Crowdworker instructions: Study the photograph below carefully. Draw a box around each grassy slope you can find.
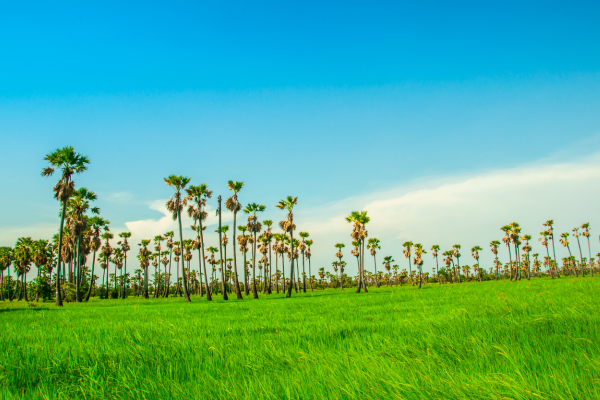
[0,278,599,400]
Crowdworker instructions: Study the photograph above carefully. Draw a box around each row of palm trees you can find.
[1,146,597,305]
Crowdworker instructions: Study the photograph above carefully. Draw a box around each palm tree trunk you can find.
[75,233,82,302]
[177,210,191,302]
[243,250,249,296]
[587,237,593,278]
[308,256,313,291]
[232,211,243,299]
[85,250,96,301]
[373,254,378,288]
[144,266,149,298]
[302,252,306,293]
[576,237,584,277]
[54,197,67,306]
[268,241,273,294]
[123,253,128,298]
[217,197,228,301]
[286,226,295,298]
[551,234,560,277]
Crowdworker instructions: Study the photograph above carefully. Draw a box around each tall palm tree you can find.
[244,202,266,299]
[186,184,212,300]
[305,239,314,291]
[226,181,244,299]
[543,220,559,277]
[100,231,113,298]
[520,235,532,280]
[163,231,175,296]
[298,232,309,292]
[164,175,192,302]
[0,247,13,301]
[335,243,345,289]
[138,240,151,298]
[84,216,108,301]
[402,241,414,286]
[559,232,577,277]
[14,237,33,301]
[414,243,426,289]
[237,225,250,296]
[117,232,131,298]
[572,227,585,276]
[471,246,482,282]
[346,210,369,293]
[152,235,164,298]
[430,245,440,284]
[489,240,500,280]
[276,196,297,298]
[581,223,592,277]
[452,244,462,283]
[42,146,90,306]
[262,220,274,294]
[368,238,381,287]
[216,195,229,300]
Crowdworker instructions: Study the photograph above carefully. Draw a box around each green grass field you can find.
[1,278,599,400]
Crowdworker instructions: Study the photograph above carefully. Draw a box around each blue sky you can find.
[1,1,600,274]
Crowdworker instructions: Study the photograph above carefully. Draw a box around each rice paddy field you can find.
[1,278,599,400]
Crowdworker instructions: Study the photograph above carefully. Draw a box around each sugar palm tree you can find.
[489,240,500,280]
[452,244,462,283]
[471,246,482,282]
[263,220,274,294]
[100,231,113,298]
[216,196,228,300]
[186,184,212,300]
[346,210,370,293]
[543,220,559,277]
[164,175,192,302]
[244,202,266,299]
[402,241,414,286]
[538,230,554,279]
[305,239,314,291]
[298,232,309,292]
[138,240,151,298]
[559,232,577,277]
[84,216,108,301]
[226,180,244,299]
[0,247,13,301]
[581,223,592,277]
[572,227,585,276]
[335,243,345,289]
[237,225,250,295]
[14,237,33,301]
[42,146,90,306]
[117,232,131,298]
[413,243,426,289]
[276,196,297,298]
[368,238,381,287]
[430,245,440,284]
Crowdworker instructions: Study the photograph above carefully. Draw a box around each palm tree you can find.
[543,220,559,277]
[581,223,592,277]
[368,238,381,287]
[402,241,414,286]
[298,232,309,292]
[572,227,585,276]
[186,184,212,300]
[430,245,440,284]
[84,217,108,301]
[42,146,90,306]
[163,231,175,296]
[244,202,266,299]
[152,235,164,298]
[226,181,244,299]
[413,243,426,289]
[164,175,192,302]
[452,244,462,283]
[216,196,229,300]
[138,240,151,298]
[520,235,532,280]
[276,196,297,298]
[100,231,113,298]
[305,239,314,291]
[118,232,131,298]
[559,232,577,277]
[237,225,250,295]
[334,243,345,289]
[489,240,500,280]
[346,210,370,293]
[0,247,13,301]
[471,246,483,282]
[14,237,33,301]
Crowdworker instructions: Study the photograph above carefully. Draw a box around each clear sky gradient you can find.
[1,1,599,275]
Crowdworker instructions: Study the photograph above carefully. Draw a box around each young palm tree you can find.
[581,223,592,277]
[368,238,381,287]
[276,196,297,298]
[42,146,90,306]
[226,181,244,299]
[164,175,192,302]
[244,202,266,299]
